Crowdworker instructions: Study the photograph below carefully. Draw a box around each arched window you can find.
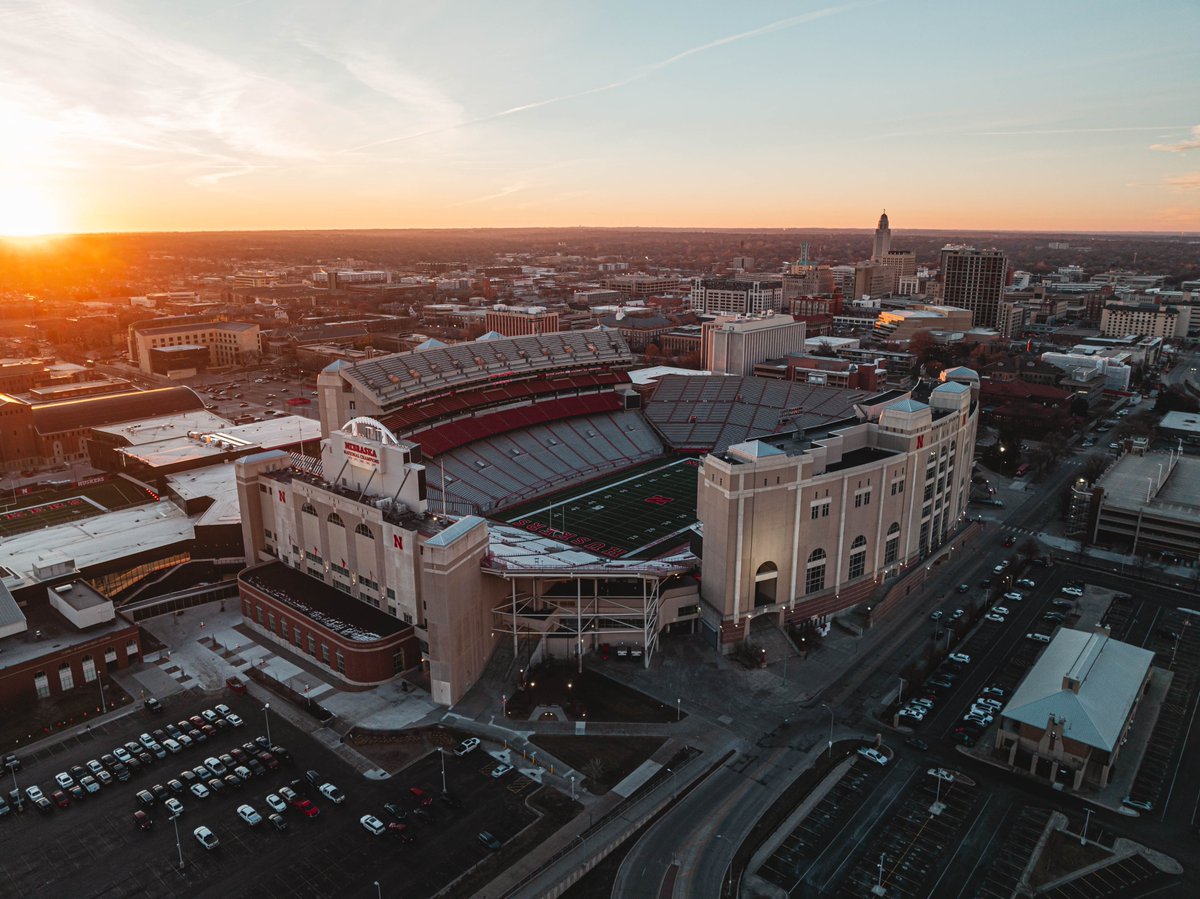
[805,548,826,594]
[301,502,317,516]
[327,512,344,527]
[355,523,374,539]
[848,535,867,580]
[885,522,901,564]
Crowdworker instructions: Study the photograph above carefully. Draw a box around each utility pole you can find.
[171,812,184,869]
[439,748,446,793]
[820,703,834,758]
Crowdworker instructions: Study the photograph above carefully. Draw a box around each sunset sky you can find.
[1,0,1197,235]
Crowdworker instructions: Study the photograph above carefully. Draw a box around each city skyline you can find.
[1,0,1198,236]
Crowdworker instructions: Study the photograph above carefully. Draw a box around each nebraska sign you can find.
[344,439,380,470]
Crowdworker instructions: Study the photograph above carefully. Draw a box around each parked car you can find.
[927,768,956,783]
[225,675,248,695]
[194,825,219,850]
[489,764,514,779]
[291,798,320,818]
[136,789,155,808]
[269,813,288,832]
[409,786,433,806]
[478,831,502,851]
[1061,586,1084,597]
[981,686,1006,698]
[225,713,244,728]
[54,772,75,789]
[984,613,1006,623]
[214,704,232,717]
[992,606,1011,616]
[360,814,386,836]
[1015,578,1036,589]
[455,737,481,757]
[1026,632,1052,643]
[857,747,889,766]
[133,810,153,830]
[1002,592,1024,602]
[929,610,943,621]
[204,757,227,776]
[190,783,210,800]
[928,677,954,690]
[951,609,965,620]
[1122,796,1154,812]
[304,769,323,787]
[237,804,263,826]
[948,652,971,664]
[905,737,929,751]
[956,583,970,594]
[383,802,408,822]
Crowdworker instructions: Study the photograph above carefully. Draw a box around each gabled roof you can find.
[476,331,506,341]
[1001,628,1153,751]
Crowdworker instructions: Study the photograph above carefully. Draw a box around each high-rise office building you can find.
[689,277,784,315]
[939,246,1008,328]
[702,313,807,376]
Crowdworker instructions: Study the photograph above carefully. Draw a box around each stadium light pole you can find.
[820,703,834,758]
[98,670,107,715]
[263,703,272,746]
[171,812,184,869]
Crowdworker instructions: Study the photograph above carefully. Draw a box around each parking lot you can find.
[0,691,545,898]
[756,760,886,894]
[967,805,1054,898]
[1124,609,1199,814]
[828,767,983,898]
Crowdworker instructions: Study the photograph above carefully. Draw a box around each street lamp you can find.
[171,812,184,869]
[676,698,681,721]
[819,703,834,758]
[666,766,676,798]
[569,774,576,801]
[373,881,382,899]
[439,748,447,793]
[262,703,272,746]
[1080,808,1092,846]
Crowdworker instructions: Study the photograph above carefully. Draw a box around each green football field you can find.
[503,457,701,558]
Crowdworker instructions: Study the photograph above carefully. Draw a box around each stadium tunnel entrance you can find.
[754,561,778,607]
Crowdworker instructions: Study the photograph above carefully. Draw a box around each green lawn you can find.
[502,457,700,558]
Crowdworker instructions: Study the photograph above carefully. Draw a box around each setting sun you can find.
[0,182,66,237]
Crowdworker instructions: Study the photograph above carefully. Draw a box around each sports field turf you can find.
[0,478,153,537]
[503,457,701,558]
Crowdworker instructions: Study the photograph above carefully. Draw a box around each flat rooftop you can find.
[94,410,232,445]
[1098,452,1200,520]
[117,415,320,468]
[241,562,407,642]
[1158,411,1200,435]
[0,598,134,673]
[52,581,110,611]
[0,503,194,587]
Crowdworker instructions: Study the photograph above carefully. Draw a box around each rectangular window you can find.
[335,651,345,674]
[307,635,316,656]
[34,672,50,699]
[267,612,275,632]
[321,643,330,664]
[402,611,413,624]
[59,664,75,691]
[293,625,302,647]
[885,538,899,565]
[257,607,265,626]
[386,588,396,600]
[805,564,825,594]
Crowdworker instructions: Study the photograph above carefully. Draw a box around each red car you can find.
[225,675,248,695]
[409,787,433,807]
[290,798,320,818]
[51,790,70,809]
[1002,536,1016,547]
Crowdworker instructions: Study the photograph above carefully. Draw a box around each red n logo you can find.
[278,491,286,504]
[393,535,404,550]
[917,435,925,449]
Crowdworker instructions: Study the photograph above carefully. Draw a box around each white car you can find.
[1061,586,1084,597]
[86,759,105,776]
[191,783,210,799]
[1003,592,1024,602]
[214,704,232,717]
[992,606,1011,616]
[455,737,481,757]
[970,704,996,718]
[204,757,228,776]
[948,652,971,664]
[163,738,182,755]
[319,783,346,804]
[964,712,994,726]
[992,564,1006,574]
[975,698,1002,711]
[54,772,74,789]
[984,613,1006,623]
[981,686,1006,698]
[927,768,956,783]
[857,747,889,766]
[909,698,934,709]
[25,786,44,803]
[1026,632,1052,643]
[265,793,287,814]
[80,776,100,794]
[165,797,184,817]
[360,814,386,836]
[194,826,219,850]
[138,733,156,749]
[225,713,244,728]
[1015,578,1036,589]
[490,763,514,779]
[237,804,263,826]
[201,710,219,724]
[899,706,926,719]
[113,748,133,764]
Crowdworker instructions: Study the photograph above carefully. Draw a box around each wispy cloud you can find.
[1150,125,1200,153]
[1164,173,1200,191]
[979,125,1188,136]
[339,1,871,155]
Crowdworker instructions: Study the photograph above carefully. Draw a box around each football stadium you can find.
[234,330,979,704]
